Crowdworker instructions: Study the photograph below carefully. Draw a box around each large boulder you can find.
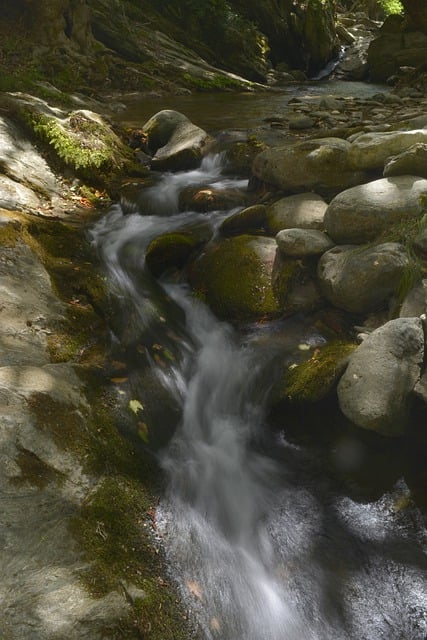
[317,243,411,313]
[187,235,320,323]
[349,130,427,171]
[337,318,425,435]
[141,110,213,171]
[324,176,427,244]
[265,193,328,234]
[252,138,367,197]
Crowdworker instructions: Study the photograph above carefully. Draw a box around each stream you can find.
[92,88,427,640]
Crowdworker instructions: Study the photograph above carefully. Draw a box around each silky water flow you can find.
[91,155,427,640]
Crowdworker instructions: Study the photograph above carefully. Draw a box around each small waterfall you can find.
[92,152,427,640]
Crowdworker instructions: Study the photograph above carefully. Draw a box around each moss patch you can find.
[277,340,357,404]
[11,445,65,489]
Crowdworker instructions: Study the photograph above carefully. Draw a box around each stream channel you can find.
[92,81,427,640]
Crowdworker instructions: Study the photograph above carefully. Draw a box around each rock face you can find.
[142,110,213,171]
[317,243,410,313]
[348,130,427,171]
[367,26,427,82]
[252,138,367,196]
[266,193,328,234]
[337,318,424,435]
[324,176,427,244]
[276,228,334,257]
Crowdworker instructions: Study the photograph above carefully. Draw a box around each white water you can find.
[92,154,427,640]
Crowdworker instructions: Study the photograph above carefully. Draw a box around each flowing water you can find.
[92,149,427,639]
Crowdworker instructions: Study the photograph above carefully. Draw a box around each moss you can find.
[278,340,357,404]
[146,229,209,277]
[224,137,267,177]
[182,72,245,91]
[188,235,281,323]
[0,224,20,247]
[11,445,65,489]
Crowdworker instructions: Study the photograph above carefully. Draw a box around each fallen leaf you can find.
[110,377,128,384]
[210,618,221,632]
[186,580,203,601]
[129,399,144,414]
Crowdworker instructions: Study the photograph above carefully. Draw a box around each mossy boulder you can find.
[187,235,283,323]
[273,340,357,405]
[224,137,268,177]
[145,222,212,277]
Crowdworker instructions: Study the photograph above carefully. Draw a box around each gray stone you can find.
[399,280,427,318]
[276,228,334,257]
[414,370,427,405]
[265,193,327,235]
[142,109,213,171]
[324,176,427,244]
[337,318,424,435]
[288,115,315,130]
[0,175,43,211]
[349,129,427,171]
[317,243,410,313]
[252,137,367,196]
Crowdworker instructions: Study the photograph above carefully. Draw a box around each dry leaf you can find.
[186,580,203,601]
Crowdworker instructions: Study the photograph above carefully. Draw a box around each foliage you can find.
[378,0,403,15]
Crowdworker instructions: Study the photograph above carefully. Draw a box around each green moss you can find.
[182,72,244,91]
[278,340,357,404]
[11,445,65,489]
[189,235,281,323]
[146,230,209,277]
[0,224,20,247]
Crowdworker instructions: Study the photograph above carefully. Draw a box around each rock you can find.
[0,115,58,195]
[276,228,334,257]
[383,143,427,179]
[288,115,315,130]
[142,109,213,171]
[324,176,427,244]
[0,175,43,211]
[317,243,410,313]
[145,223,212,277]
[399,280,427,318]
[337,318,424,435]
[178,185,248,212]
[414,370,427,405]
[224,138,267,177]
[187,235,282,323]
[265,193,328,234]
[349,130,427,171]
[275,340,357,404]
[413,227,427,255]
[252,137,367,197]
[219,204,267,236]
[368,30,427,82]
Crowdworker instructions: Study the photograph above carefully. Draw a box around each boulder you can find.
[383,143,427,179]
[367,30,427,82]
[337,318,424,435]
[145,223,212,277]
[178,185,248,212]
[414,370,427,406]
[141,110,213,171]
[317,243,410,313]
[187,235,320,323]
[324,176,427,245]
[265,193,328,235]
[276,228,334,257]
[252,138,367,197]
[399,280,427,318]
[219,204,267,236]
[349,130,427,171]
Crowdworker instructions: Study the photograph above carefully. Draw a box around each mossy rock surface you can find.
[187,234,282,323]
[274,340,357,405]
[219,204,267,237]
[146,223,212,277]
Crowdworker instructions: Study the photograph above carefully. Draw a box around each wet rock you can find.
[252,137,367,197]
[142,109,213,171]
[349,129,427,171]
[178,185,248,212]
[317,243,410,313]
[265,193,328,235]
[276,228,334,257]
[145,223,212,277]
[224,138,267,177]
[288,114,315,130]
[413,227,427,255]
[0,175,43,211]
[383,143,427,179]
[337,318,424,435]
[324,176,427,244]
[219,204,267,236]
